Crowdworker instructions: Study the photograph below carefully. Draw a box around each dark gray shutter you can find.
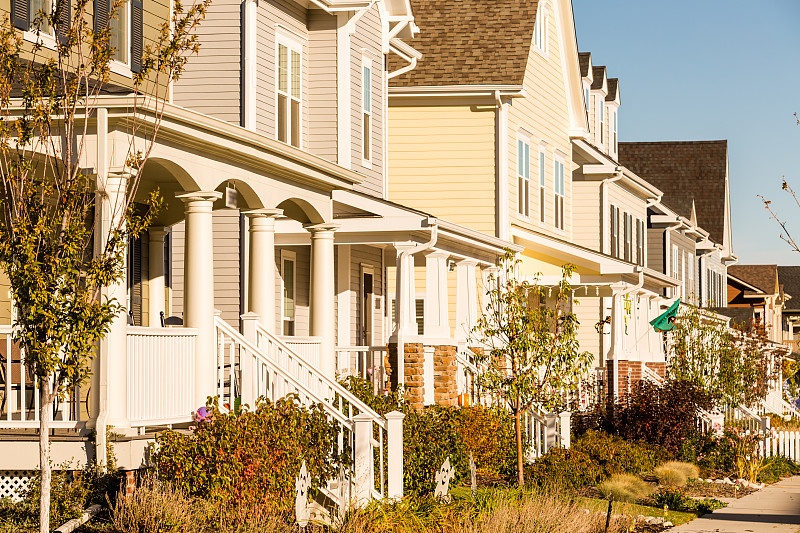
[11,0,30,30]
[94,0,108,37]
[130,236,143,325]
[130,0,143,73]
[57,0,71,44]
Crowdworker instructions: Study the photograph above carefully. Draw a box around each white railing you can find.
[335,346,387,393]
[455,347,481,406]
[0,326,79,428]
[525,406,571,461]
[215,317,398,504]
[280,336,322,368]
[760,390,800,422]
[724,404,770,434]
[760,430,800,461]
[642,364,664,385]
[697,408,725,436]
[127,327,197,426]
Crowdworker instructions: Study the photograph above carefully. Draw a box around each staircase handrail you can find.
[253,321,387,430]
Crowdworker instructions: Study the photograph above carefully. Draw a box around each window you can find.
[599,100,605,145]
[584,86,589,112]
[391,298,425,335]
[687,253,694,298]
[636,219,644,266]
[29,0,52,33]
[281,250,296,335]
[533,8,547,53]
[610,204,619,257]
[362,59,372,163]
[87,0,143,71]
[277,39,301,147]
[612,110,618,152]
[623,212,631,262]
[539,149,546,223]
[108,0,129,64]
[672,245,680,279]
[517,138,530,217]
[554,159,564,230]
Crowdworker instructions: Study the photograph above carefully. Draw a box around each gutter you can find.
[396,221,438,389]
[388,38,422,80]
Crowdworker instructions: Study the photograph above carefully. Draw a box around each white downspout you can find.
[495,91,509,241]
[396,222,438,390]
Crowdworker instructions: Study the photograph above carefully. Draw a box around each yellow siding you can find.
[572,180,601,251]
[508,6,574,245]
[389,105,496,235]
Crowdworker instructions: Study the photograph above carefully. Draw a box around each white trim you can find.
[23,30,57,50]
[109,61,133,78]
[516,132,531,220]
[359,263,375,346]
[496,94,509,241]
[280,249,297,335]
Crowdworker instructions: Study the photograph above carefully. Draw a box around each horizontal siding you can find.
[172,0,241,124]
[572,181,601,251]
[349,245,384,345]
[575,295,602,368]
[646,227,664,275]
[307,10,338,162]
[388,105,496,235]
[276,245,310,336]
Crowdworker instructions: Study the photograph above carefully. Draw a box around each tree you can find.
[667,305,781,409]
[0,0,209,530]
[471,251,592,485]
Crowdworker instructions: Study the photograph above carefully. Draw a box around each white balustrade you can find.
[0,325,79,428]
[759,431,800,461]
[215,317,397,504]
[335,346,387,392]
[280,336,322,368]
[525,405,570,461]
[126,327,197,426]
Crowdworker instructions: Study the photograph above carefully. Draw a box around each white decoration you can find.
[469,452,477,496]
[295,461,311,526]
[434,457,456,501]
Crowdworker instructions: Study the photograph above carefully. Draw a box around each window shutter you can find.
[11,0,30,30]
[57,0,71,44]
[94,0,108,37]
[130,0,143,73]
[129,236,143,325]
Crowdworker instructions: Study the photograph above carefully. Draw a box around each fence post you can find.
[544,412,558,452]
[559,411,572,449]
[239,313,260,406]
[386,410,405,500]
[760,415,771,435]
[353,414,373,507]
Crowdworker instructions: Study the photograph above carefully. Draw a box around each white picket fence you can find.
[760,431,800,461]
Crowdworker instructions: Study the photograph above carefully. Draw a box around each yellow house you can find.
[388,0,679,402]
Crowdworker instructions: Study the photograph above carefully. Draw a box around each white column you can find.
[245,209,282,331]
[609,284,625,399]
[307,223,339,378]
[352,413,373,507]
[424,251,449,338]
[455,260,478,341]
[97,173,130,429]
[394,243,418,337]
[148,227,167,327]
[177,191,222,408]
[386,410,405,500]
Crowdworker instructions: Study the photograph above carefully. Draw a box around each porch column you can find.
[307,223,339,378]
[97,173,130,429]
[608,283,626,399]
[177,191,222,407]
[148,227,167,327]
[455,260,478,341]
[394,243,418,337]
[245,209,282,331]
[424,251,449,338]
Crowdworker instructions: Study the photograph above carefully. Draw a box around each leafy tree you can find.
[667,305,781,408]
[471,251,592,485]
[0,0,209,530]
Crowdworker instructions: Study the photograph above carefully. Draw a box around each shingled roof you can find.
[389,0,538,87]
[779,266,800,309]
[591,66,606,90]
[578,52,591,77]
[729,265,779,295]
[618,141,728,245]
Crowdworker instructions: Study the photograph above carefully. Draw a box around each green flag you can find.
[650,298,681,332]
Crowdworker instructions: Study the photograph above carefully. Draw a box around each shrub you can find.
[451,406,517,479]
[597,474,653,503]
[22,465,91,527]
[655,462,699,486]
[524,448,604,490]
[572,430,669,477]
[110,476,208,533]
[403,406,470,498]
[651,486,689,511]
[759,456,800,484]
[153,395,345,514]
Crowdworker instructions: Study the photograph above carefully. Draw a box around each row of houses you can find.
[0,0,743,500]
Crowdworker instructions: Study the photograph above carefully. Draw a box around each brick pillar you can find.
[628,361,643,384]
[387,342,425,410]
[124,470,136,497]
[433,345,458,406]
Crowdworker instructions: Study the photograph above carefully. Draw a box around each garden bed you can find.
[683,480,757,499]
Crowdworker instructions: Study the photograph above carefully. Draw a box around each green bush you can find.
[572,430,669,477]
[22,466,91,527]
[403,406,470,498]
[153,395,345,514]
[758,456,800,484]
[597,473,653,503]
[650,487,724,514]
[524,448,604,490]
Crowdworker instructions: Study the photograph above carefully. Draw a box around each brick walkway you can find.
[670,476,800,532]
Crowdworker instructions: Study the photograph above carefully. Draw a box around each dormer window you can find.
[612,109,618,152]
[584,86,589,113]
[599,101,605,146]
[533,5,549,55]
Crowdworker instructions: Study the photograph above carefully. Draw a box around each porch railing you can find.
[0,326,79,428]
[525,406,571,461]
[126,327,197,426]
[724,404,770,434]
[215,317,401,505]
[335,346,387,393]
[280,336,322,369]
[759,390,800,422]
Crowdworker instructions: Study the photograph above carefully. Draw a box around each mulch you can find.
[684,481,756,499]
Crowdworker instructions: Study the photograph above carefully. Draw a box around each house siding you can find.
[388,104,496,235]
[572,180,601,251]
[307,10,338,162]
[275,245,311,336]
[172,0,241,124]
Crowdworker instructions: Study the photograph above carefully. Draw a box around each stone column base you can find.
[387,342,459,410]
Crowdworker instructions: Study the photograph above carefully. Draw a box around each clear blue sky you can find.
[573,0,800,266]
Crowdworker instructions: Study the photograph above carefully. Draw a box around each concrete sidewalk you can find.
[670,476,800,532]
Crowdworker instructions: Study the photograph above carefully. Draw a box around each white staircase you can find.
[759,390,800,422]
[213,316,402,509]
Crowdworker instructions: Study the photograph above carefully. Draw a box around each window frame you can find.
[280,249,297,336]
[361,56,373,166]
[517,136,531,218]
[276,33,303,148]
[599,99,605,146]
[553,157,565,230]
[533,3,549,56]
[108,0,131,73]
[538,146,546,224]
[610,204,619,258]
